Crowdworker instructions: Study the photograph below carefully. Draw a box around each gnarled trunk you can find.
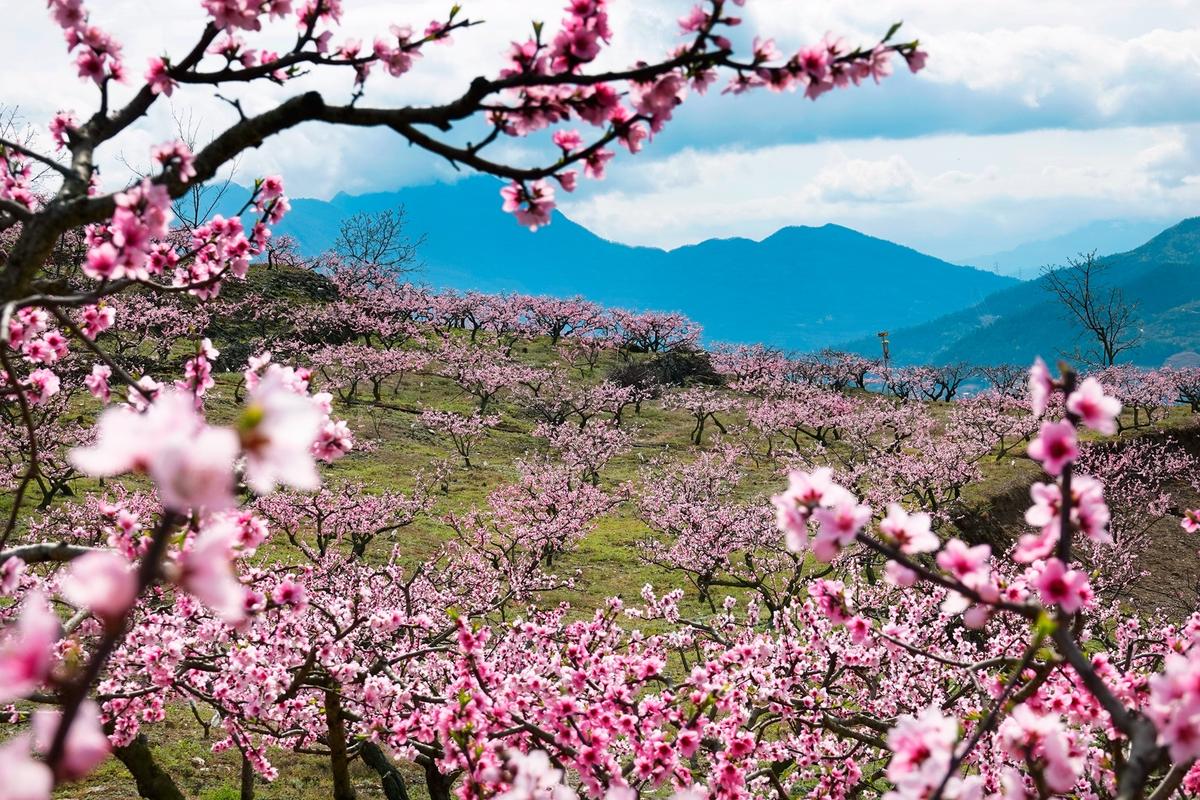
[419,755,452,800]
[112,733,186,800]
[240,752,255,800]
[325,689,357,800]
[360,741,411,800]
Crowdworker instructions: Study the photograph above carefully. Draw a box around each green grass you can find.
[32,328,1200,799]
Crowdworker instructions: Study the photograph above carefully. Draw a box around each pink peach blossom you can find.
[1066,377,1122,435]
[1028,357,1052,417]
[1033,558,1092,614]
[61,551,137,623]
[1027,420,1078,476]
[0,592,59,703]
[32,700,110,780]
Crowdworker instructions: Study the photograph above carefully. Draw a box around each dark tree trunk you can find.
[325,689,358,800]
[360,741,411,800]
[240,752,255,800]
[420,756,453,800]
[112,734,187,800]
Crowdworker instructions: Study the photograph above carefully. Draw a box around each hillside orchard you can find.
[5,2,1200,800]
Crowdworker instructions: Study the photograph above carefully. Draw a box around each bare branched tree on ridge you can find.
[1042,250,1142,367]
[332,206,425,277]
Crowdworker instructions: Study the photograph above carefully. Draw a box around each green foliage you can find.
[199,787,241,800]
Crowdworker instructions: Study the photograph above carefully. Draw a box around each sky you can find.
[6,1,1200,263]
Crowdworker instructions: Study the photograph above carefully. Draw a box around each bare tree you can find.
[931,361,975,402]
[0,108,88,284]
[116,107,241,231]
[0,106,61,225]
[168,109,241,231]
[333,206,424,276]
[1042,250,1142,367]
[978,364,1026,396]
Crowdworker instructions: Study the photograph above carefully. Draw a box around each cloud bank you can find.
[4,1,1200,261]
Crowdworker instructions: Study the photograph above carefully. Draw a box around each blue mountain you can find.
[220,176,1016,352]
[963,218,1175,278]
[843,217,1200,366]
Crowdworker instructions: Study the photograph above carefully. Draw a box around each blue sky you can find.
[6,1,1200,262]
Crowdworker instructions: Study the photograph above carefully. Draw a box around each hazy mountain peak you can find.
[230,179,1017,351]
[964,217,1177,278]
[845,216,1200,366]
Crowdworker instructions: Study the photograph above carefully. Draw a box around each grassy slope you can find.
[52,328,1200,799]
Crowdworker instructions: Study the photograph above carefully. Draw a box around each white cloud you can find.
[924,26,1200,115]
[560,125,1200,259]
[743,3,1200,125]
[4,1,1200,259]
[811,155,916,203]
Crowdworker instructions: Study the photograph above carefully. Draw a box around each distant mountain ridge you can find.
[963,218,1175,278]
[843,217,1200,366]
[220,176,1016,352]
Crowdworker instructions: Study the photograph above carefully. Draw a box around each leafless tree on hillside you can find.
[978,364,1027,396]
[333,205,425,277]
[118,108,241,231]
[929,361,976,401]
[171,110,242,230]
[1042,250,1142,367]
[0,107,59,218]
